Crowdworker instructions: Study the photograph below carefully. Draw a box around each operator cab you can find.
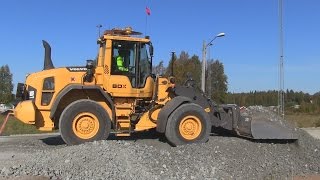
[111,40,152,88]
[97,27,154,97]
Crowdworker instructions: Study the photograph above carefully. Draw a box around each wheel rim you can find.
[179,115,202,140]
[72,112,100,139]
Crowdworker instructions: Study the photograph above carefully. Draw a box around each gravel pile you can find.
[1,106,320,179]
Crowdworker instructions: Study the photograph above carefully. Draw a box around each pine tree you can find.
[0,65,14,103]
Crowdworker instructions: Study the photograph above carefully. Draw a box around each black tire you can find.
[59,99,111,145]
[165,103,211,146]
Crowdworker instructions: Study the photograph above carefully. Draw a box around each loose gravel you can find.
[1,106,320,179]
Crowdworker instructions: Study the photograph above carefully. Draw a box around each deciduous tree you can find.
[207,60,228,103]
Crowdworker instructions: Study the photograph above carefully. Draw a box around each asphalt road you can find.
[302,127,320,140]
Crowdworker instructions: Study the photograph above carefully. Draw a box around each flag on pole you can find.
[146,7,151,15]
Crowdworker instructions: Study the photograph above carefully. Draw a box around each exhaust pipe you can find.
[42,40,54,70]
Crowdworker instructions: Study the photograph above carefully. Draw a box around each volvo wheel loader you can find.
[14,27,296,146]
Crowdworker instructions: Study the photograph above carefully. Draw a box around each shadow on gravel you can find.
[39,128,297,147]
[211,127,298,144]
[108,129,167,142]
[40,129,168,146]
[211,127,236,137]
[41,135,66,146]
[250,139,297,144]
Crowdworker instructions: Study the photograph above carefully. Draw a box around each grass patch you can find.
[0,113,43,135]
[286,113,320,128]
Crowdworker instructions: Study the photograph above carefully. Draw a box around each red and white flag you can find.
[146,7,151,15]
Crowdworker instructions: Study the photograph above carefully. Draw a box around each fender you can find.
[156,96,192,133]
[49,84,115,122]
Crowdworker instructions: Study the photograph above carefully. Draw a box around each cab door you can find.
[107,40,154,98]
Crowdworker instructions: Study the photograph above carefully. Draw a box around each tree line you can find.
[226,90,320,113]
[153,51,320,113]
[153,51,228,103]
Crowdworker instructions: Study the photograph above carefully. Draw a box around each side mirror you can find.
[16,83,25,100]
[84,60,95,82]
[149,44,154,57]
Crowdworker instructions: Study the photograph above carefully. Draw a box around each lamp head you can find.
[216,32,225,37]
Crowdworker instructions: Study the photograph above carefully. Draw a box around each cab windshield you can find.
[111,40,152,88]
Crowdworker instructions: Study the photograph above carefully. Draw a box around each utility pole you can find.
[278,0,285,119]
[201,41,207,92]
[201,32,225,93]
[207,49,212,98]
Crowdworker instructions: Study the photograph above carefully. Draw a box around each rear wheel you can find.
[59,99,111,145]
[165,103,211,146]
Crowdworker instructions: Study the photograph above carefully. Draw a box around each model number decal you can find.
[112,84,126,88]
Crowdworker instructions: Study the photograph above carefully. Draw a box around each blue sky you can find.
[0,0,319,94]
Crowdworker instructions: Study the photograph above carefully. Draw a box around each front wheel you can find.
[165,103,211,146]
[59,99,111,145]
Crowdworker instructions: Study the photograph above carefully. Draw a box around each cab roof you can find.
[102,27,150,43]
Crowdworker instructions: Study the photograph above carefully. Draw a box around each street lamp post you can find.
[96,24,102,37]
[201,32,225,93]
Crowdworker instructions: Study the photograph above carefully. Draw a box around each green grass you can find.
[0,113,43,135]
[286,113,320,128]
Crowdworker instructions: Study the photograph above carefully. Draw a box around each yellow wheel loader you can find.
[14,27,296,146]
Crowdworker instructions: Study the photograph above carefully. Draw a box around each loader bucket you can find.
[236,107,297,140]
[250,117,297,139]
